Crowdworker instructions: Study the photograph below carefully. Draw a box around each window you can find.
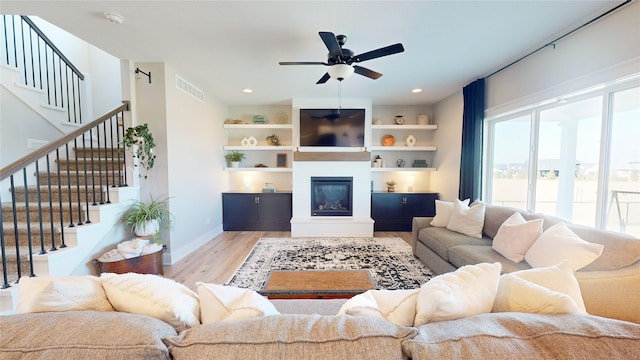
[484,79,640,237]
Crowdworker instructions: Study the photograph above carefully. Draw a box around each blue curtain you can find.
[459,78,485,200]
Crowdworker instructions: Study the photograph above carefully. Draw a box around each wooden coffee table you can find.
[261,270,376,299]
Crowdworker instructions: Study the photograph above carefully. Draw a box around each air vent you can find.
[176,75,204,102]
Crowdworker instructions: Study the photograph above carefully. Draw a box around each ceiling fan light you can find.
[328,64,354,81]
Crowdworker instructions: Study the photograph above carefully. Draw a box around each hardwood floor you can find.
[163,231,412,291]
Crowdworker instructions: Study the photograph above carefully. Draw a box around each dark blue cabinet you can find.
[371,192,438,231]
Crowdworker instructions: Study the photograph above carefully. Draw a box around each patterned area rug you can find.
[226,237,434,291]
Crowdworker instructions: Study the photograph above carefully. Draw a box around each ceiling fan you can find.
[279,32,405,84]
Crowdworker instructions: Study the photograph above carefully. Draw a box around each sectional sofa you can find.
[411,203,640,323]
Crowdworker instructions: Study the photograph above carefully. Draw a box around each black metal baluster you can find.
[45,154,57,251]
[89,128,97,205]
[109,116,117,188]
[64,144,74,227]
[11,16,17,68]
[3,15,10,66]
[44,45,50,104]
[81,134,91,224]
[9,176,22,281]
[55,148,66,248]
[22,169,35,277]
[20,18,27,86]
[72,138,83,225]
[34,161,46,255]
[0,190,10,289]
[117,111,127,186]
[102,121,111,203]
[28,25,34,87]
[37,37,42,89]
[96,125,104,204]
[77,76,82,124]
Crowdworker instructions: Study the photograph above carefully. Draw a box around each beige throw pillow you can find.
[525,222,604,271]
[338,289,420,327]
[430,199,469,227]
[101,273,200,331]
[492,212,543,263]
[446,199,486,238]
[17,275,114,313]
[492,261,586,314]
[197,282,279,323]
[414,262,502,325]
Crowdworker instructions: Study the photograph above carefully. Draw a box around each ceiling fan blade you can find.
[353,65,382,79]
[316,73,331,84]
[279,61,328,65]
[319,31,343,58]
[352,43,405,63]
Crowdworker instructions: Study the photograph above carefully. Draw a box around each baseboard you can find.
[164,225,223,265]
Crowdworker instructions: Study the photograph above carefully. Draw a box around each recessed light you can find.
[242,88,253,94]
[104,12,125,24]
[412,88,422,93]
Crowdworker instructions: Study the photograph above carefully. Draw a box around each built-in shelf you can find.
[370,146,437,151]
[224,124,292,129]
[371,167,436,172]
[225,167,292,172]
[371,125,437,130]
[224,145,294,151]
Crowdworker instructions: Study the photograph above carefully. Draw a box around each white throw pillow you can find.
[337,289,419,327]
[492,261,586,314]
[196,282,279,323]
[430,199,469,227]
[446,199,486,238]
[525,222,604,271]
[17,275,114,313]
[414,262,501,325]
[100,273,200,331]
[492,212,543,263]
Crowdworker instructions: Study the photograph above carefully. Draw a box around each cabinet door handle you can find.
[255,196,260,204]
[402,196,407,204]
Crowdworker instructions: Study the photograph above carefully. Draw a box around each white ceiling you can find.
[1,1,626,106]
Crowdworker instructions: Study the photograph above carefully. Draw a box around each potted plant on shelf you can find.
[122,195,173,241]
[123,123,156,179]
[266,134,281,146]
[386,179,397,192]
[225,151,245,168]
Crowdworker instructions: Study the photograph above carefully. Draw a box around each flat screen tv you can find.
[299,108,365,147]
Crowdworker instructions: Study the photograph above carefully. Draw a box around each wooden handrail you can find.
[0,102,129,180]
[20,16,85,80]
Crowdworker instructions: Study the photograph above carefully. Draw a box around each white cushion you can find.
[446,199,486,238]
[492,212,543,263]
[414,262,501,325]
[196,282,279,323]
[430,199,469,227]
[100,273,200,331]
[492,261,586,314]
[17,275,114,313]
[338,289,419,327]
[525,222,604,271]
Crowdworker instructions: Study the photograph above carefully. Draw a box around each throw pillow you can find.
[17,275,114,313]
[525,222,604,271]
[492,261,586,314]
[430,199,469,227]
[337,289,420,327]
[492,212,544,263]
[414,262,502,325]
[100,273,200,331]
[196,282,279,323]
[446,199,486,238]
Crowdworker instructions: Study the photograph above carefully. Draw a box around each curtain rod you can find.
[486,0,632,79]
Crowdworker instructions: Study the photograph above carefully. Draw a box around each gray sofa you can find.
[411,204,640,323]
[2,299,640,359]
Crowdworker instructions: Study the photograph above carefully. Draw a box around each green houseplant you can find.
[225,151,245,167]
[386,179,397,192]
[122,195,173,241]
[123,123,156,179]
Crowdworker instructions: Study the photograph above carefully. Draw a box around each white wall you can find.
[133,62,227,264]
[430,91,463,202]
[431,2,640,202]
[486,1,640,114]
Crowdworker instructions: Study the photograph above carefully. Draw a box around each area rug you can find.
[226,237,434,292]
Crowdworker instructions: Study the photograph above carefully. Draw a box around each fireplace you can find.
[311,177,353,216]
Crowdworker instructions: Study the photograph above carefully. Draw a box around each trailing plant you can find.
[123,123,156,179]
[122,195,173,242]
[225,151,245,162]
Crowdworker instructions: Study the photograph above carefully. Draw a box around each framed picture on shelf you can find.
[276,153,287,168]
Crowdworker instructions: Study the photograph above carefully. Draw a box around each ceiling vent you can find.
[176,75,204,102]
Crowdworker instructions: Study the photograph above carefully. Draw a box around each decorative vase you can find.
[134,219,160,237]
[417,114,429,125]
[395,115,405,125]
[405,134,416,147]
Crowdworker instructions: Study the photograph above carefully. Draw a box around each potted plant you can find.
[123,123,156,179]
[225,151,245,168]
[386,179,396,192]
[122,195,173,241]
